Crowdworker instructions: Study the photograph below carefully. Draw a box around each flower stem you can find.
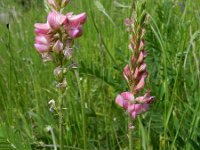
[74,69,87,150]
[128,116,133,150]
[58,91,64,150]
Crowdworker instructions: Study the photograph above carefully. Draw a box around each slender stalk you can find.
[128,117,133,150]
[48,126,57,150]
[74,69,87,150]
[58,91,64,150]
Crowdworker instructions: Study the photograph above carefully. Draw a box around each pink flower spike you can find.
[48,11,66,29]
[67,12,87,27]
[34,43,49,53]
[53,40,63,53]
[123,64,131,82]
[34,23,50,35]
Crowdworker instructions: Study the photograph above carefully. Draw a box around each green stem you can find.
[129,116,133,150]
[75,69,87,150]
[59,91,64,150]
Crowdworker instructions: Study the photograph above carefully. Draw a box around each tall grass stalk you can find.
[75,69,87,150]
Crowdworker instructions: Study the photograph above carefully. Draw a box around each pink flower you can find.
[137,51,145,64]
[68,26,83,39]
[115,92,134,109]
[135,72,147,91]
[67,12,86,27]
[34,35,51,53]
[135,91,155,104]
[34,44,50,53]
[48,11,66,29]
[115,91,152,119]
[64,12,87,39]
[35,35,50,45]
[34,23,51,35]
[128,103,149,119]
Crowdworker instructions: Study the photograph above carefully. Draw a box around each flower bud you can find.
[123,64,131,82]
[56,78,67,92]
[139,40,144,50]
[131,55,136,67]
[137,51,144,64]
[48,99,56,112]
[133,67,139,79]
[41,52,52,62]
[53,40,63,53]
[139,63,147,72]
[63,47,73,59]
[61,0,70,8]
[54,66,63,82]
[48,0,57,10]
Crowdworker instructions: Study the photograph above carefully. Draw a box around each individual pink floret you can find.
[48,11,67,29]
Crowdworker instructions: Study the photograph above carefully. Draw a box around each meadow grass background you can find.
[0,0,200,149]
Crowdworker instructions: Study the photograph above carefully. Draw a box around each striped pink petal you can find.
[120,92,134,102]
[67,12,86,27]
[137,51,144,64]
[34,23,50,35]
[135,75,146,91]
[135,91,155,104]
[48,11,66,29]
[34,44,49,53]
[133,67,139,79]
[115,94,125,108]
[35,35,50,45]
[68,26,83,39]
[115,92,134,109]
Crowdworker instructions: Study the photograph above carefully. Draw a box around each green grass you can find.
[0,0,200,149]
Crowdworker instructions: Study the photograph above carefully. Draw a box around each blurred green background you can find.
[0,0,200,149]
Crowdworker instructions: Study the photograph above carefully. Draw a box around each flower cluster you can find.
[34,11,86,63]
[116,6,154,120]
[34,0,86,92]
